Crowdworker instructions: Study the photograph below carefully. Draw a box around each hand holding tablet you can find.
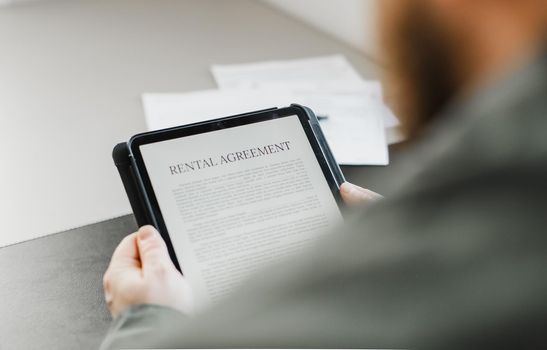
[112,105,348,310]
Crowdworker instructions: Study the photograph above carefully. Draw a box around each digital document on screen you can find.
[140,115,343,310]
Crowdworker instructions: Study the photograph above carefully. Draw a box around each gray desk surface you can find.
[0,215,136,350]
[0,166,389,350]
[0,1,386,349]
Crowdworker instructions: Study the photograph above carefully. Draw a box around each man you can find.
[102,0,547,348]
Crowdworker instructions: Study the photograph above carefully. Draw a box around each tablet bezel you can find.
[129,105,344,271]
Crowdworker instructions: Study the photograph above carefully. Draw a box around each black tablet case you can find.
[113,104,345,227]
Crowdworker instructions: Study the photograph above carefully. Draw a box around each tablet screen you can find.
[139,115,343,310]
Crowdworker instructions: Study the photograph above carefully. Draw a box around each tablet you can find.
[114,105,345,309]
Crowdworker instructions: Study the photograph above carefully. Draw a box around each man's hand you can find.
[340,182,382,205]
[103,225,193,318]
[103,183,379,318]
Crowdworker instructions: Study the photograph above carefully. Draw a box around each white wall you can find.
[262,0,377,57]
[2,0,378,56]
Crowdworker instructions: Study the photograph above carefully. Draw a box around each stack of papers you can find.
[143,55,402,165]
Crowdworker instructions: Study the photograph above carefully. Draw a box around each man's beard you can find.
[380,2,460,140]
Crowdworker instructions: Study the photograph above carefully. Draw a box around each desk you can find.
[0,166,390,350]
[0,1,385,348]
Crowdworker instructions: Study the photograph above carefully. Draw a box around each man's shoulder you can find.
[386,49,547,196]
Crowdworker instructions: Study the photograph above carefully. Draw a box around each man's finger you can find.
[340,182,382,205]
[136,225,173,272]
[108,232,141,270]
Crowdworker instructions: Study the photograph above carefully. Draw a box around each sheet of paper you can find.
[142,90,288,130]
[211,55,363,89]
[275,86,388,165]
[143,88,389,165]
[211,55,400,130]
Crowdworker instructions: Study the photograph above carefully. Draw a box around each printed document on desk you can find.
[211,55,400,130]
[142,90,285,130]
[211,55,363,89]
[143,88,389,165]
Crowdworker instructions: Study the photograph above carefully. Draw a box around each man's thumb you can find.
[340,182,382,205]
[136,225,172,270]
